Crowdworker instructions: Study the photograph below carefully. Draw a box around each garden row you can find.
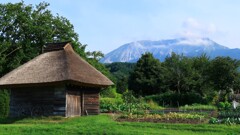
[100,89,240,125]
[100,90,219,124]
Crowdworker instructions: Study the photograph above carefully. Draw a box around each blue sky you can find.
[2,0,240,54]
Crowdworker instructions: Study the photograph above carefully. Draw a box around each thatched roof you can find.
[0,42,113,88]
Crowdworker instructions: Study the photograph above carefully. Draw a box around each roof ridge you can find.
[64,44,72,82]
[43,41,71,53]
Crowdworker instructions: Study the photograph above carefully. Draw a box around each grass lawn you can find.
[0,114,239,135]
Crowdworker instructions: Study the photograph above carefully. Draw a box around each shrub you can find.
[179,104,217,111]
[209,117,219,124]
[144,92,175,107]
[0,90,9,118]
[146,99,164,110]
[100,87,122,98]
[122,91,149,113]
[210,108,240,125]
[209,117,240,125]
[144,92,206,107]
[218,111,240,119]
[217,101,232,111]
[100,90,150,113]
[100,97,123,113]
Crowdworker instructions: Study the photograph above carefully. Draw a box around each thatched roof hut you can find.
[0,42,113,117]
[0,42,112,88]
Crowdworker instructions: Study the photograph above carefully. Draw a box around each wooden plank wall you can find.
[83,88,100,115]
[66,85,100,116]
[10,86,66,117]
[10,87,54,117]
[53,87,66,116]
[10,85,101,117]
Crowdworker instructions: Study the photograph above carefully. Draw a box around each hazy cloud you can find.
[178,18,218,39]
[177,38,212,46]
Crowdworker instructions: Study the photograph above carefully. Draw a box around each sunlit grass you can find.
[0,114,239,135]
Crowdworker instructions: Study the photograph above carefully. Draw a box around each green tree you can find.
[116,76,128,93]
[209,56,240,101]
[106,62,136,93]
[0,1,87,76]
[190,54,217,103]
[163,53,193,94]
[191,54,212,95]
[0,1,112,78]
[86,50,113,82]
[128,52,164,96]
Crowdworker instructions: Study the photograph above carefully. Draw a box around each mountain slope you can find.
[101,38,240,63]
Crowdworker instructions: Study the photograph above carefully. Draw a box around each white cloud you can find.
[207,23,217,33]
[177,38,212,46]
[182,18,202,30]
[177,18,218,39]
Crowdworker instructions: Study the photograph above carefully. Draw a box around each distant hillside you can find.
[100,38,240,63]
[105,62,135,93]
[106,62,135,76]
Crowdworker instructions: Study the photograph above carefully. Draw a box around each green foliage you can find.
[191,54,212,96]
[217,102,232,111]
[100,90,151,113]
[179,104,217,111]
[144,92,205,107]
[121,91,149,114]
[209,57,240,95]
[100,87,121,98]
[106,62,136,93]
[87,58,114,81]
[209,117,240,125]
[100,97,123,113]
[218,111,240,119]
[86,51,113,81]
[0,1,86,76]
[211,104,240,125]
[146,99,164,110]
[122,112,205,121]
[0,90,9,118]
[106,62,136,76]
[0,1,112,79]
[209,117,219,124]
[129,53,164,96]
[151,112,204,120]
[163,53,194,94]
[126,52,240,105]
[116,77,128,93]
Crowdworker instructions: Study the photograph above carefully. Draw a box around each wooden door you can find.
[66,91,81,117]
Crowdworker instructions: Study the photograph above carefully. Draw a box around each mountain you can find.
[100,38,240,63]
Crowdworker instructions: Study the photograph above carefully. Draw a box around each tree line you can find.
[108,53,240,105]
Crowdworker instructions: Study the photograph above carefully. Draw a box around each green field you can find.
[0,114,239,135]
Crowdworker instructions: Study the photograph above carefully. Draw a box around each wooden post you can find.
[81,91,84,115]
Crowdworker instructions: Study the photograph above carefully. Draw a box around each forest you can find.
[106,53,240,106]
